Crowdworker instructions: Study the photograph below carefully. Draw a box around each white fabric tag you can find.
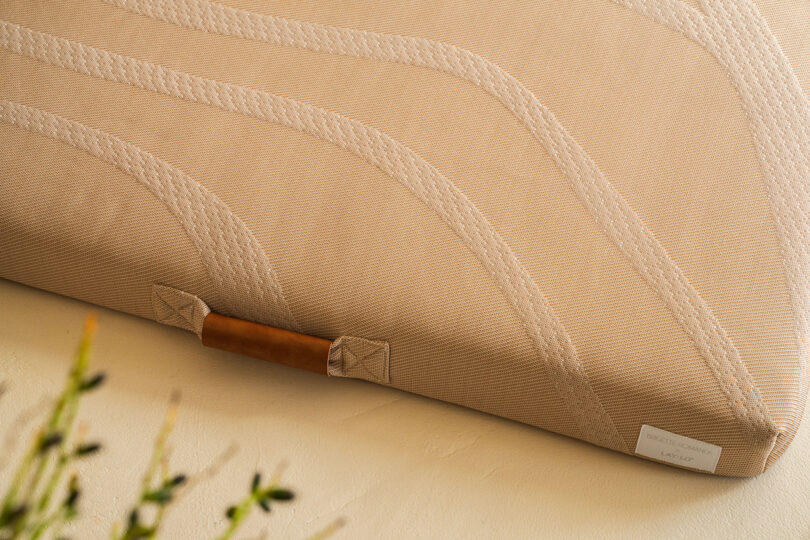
[635,425,722,473]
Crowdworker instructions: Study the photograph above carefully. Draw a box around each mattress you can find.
[1,0,809,477]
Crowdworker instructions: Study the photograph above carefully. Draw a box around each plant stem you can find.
[28,504,66,540]
[216,491,259,540]
[115,393,182,540]
[1,315,97,537]
[34,440,74,518]
[146,456,171,540]
[141,393,179,496]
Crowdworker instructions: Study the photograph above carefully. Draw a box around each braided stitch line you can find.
[0,98,300,331]
[0,21,628,451]
[614,0,810,435]
[105,0,771,436]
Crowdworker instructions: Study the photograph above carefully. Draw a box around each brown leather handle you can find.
[201,312,331,375]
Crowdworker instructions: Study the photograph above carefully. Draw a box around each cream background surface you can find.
[1,279,808,539]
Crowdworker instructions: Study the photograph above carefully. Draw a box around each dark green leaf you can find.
[251,472,261,493]
[266,488,294,501]
[75,442,101,456]
[38,432,63,452]
[258,498,271,513]
[225,506,236,520]
[65,475,80,508]
[79,372,106,392]
[0,504,28,527]
[65,487,80,508]
[168,474,187,487]
[143,488,172,504]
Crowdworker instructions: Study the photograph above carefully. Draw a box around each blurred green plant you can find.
[217,472,295,540]
[0,315,338,540]
[1,315,102,539]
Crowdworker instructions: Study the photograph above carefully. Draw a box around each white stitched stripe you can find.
[101,0,771,436]
[614,0,810,434]
[0,21,628,450]
[699,2,810,407]
[0,99,300,331]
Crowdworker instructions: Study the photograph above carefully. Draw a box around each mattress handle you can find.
[152,284,390,382]
[200,312,331,375]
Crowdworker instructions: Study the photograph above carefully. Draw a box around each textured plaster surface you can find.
[0,278,808,538]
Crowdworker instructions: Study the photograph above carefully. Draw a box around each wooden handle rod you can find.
[200,312,331,375]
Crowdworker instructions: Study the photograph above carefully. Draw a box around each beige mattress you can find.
[2,0,809,477]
